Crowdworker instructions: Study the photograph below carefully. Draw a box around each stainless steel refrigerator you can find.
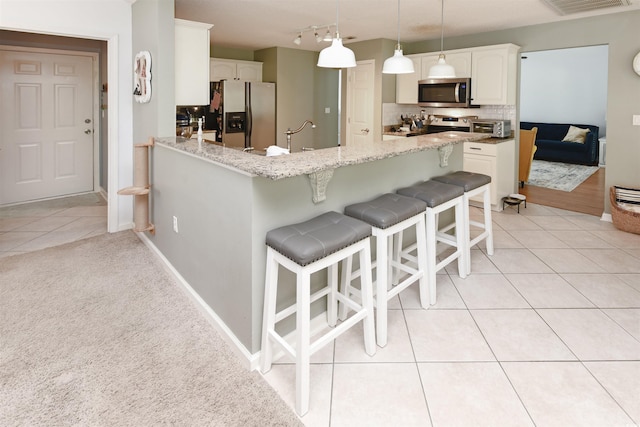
[208,80,276,150]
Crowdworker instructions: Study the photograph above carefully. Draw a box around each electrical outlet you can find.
[172,216,179,233]
[325,107,331,114]
[633,115,640,126]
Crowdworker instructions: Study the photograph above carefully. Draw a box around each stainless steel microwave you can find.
[418,78,472,108]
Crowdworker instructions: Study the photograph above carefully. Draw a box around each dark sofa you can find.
[520,122,600,166]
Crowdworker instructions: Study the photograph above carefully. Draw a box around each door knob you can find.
[84,129,92,134]
[361,128,370,134]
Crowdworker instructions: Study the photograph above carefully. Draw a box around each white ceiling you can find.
[174,0,640,52]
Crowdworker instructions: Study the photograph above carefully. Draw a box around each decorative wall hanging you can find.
[133,50,152,103]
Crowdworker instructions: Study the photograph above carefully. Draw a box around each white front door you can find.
[346,60,375,146]
[0,48,95,205]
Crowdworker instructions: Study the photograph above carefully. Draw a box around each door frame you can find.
[0,45,101,203]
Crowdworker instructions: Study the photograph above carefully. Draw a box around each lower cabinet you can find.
[463,139,516,211]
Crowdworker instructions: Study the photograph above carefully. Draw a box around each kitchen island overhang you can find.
[146,133,490,367]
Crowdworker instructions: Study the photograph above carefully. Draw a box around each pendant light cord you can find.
[440,0,445,52]
[396,0,401,47]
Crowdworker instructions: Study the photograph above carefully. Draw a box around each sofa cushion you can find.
[562,125,591,143]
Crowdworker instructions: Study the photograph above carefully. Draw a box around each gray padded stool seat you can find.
[266,211,371,266]
[396,180,467,304]
[261,211,376,416]
[397,180,464,207]
[431,170,491,192]
[431,171,495,275]
[344,193,426,229]
[342,193,428,346]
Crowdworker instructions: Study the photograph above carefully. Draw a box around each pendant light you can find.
[317,0,356,68]
[427,0,456,78]
[383,0,414,74]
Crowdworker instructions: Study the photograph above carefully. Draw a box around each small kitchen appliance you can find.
[470,119,512,138]
[418,78,473,108]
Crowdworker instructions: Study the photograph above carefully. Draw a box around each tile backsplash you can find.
[383,103,516,127]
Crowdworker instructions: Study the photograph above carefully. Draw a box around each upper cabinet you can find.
[395,55,422,104]
[395,43,519,106]
[210,58,263,82]
[470,44,519,106]
[175,19,213,106]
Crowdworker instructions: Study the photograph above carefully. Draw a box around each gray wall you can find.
[131,0,175,144]
[404,10,640,210]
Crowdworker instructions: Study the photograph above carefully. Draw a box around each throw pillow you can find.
[562,125,590,143]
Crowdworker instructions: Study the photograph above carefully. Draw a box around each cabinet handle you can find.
[470,147,482,150]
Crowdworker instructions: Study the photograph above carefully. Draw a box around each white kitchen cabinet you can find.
[420,51,472,78]
[175,19,213,106]
[210,58,262,82]
[463,139,516,211]
[470,44,519,105]
[395,55,422,104]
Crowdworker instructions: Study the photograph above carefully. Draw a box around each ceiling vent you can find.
[541,0,632,15]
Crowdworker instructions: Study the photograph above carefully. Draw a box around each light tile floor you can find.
[0,193,107,258]
[260,203,640,427]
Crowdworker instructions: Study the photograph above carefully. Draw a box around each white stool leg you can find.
[295,268,311,416]
[482,186,494,256]
[414,213,429,309]
[375,228,389,347]
[455,199,468,279]
[338,255,353,321]
[260,248,278,373]
[327,263,338,327]
[425,209,437,305]
[358,243,376,356]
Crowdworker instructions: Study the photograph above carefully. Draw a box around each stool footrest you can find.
[274,286,331,324]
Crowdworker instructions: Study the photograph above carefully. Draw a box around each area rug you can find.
[527,160,600,192]
[0,231,302,426]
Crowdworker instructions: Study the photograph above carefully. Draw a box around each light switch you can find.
[325,107,331,114]
[633,115,640,126]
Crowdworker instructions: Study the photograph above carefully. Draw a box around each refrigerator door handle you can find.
[245,82,252,148]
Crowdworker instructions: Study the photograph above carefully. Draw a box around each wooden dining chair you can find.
[519,127,538,188]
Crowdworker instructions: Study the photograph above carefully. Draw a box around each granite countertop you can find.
[383,130,514,144]
[155,131,491,181]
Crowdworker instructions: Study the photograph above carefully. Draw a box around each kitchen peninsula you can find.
[147,132,490,365]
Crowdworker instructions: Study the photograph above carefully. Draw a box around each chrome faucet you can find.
[285,120,316,152]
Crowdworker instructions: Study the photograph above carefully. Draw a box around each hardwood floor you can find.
[519,167,605,217]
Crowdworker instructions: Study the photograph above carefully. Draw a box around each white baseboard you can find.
[601,212,612,223]
[135,231,259,370]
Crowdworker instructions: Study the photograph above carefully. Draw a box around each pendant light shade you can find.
[428,54,456,78]
[428,0,456,78]
[317,0,356,68]
[382,0,414,74]
[318,36,356,68]
[382,47,415,74]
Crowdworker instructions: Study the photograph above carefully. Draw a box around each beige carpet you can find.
[0,231,302,426]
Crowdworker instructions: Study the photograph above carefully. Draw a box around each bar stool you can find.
[397,180,467,305]
[340,193,428,347]
[260,211,376,416]
[431,171,494,275]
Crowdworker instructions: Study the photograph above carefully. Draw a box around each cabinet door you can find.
[464,153,497,206]
[471,45,517,105]
[395,55,421,104]
[235,62,262,81]
[175,19,212,106]
[210,59,236,81]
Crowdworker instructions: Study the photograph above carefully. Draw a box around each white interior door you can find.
[346,60,375,146]
[0,48,95,205]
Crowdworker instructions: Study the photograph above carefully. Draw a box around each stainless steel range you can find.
[406,114,478,136]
